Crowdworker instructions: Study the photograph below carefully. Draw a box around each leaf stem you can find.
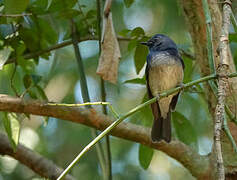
[71,19,107,177]
[97,0,112,178]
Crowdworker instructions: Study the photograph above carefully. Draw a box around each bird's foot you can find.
[179,83,185,91]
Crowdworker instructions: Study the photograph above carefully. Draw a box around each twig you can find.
[0,13,32,17]
[202,0,216,74]
[230,10,237,33]
[47,102,110,107]
[97,0,112,179]
[0,133,75,180]
[223,115,237,153]
[225,105,237,125]
[6,36,194,65]
[178,48,195,60]
[214,1,232,179]
[71,19,107,178]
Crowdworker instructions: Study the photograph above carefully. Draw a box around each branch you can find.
[0,133,74,180]
[214,1,232,179]
[0,13,32,17]
[70,19,107,177]
[97,0,113,178]
[0,92,210,178]
[6,36,194,65]
[5,36,129,64]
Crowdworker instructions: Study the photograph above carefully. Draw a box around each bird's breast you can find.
[148,56,183,97]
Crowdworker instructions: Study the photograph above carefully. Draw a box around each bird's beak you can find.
[140,42,148,46]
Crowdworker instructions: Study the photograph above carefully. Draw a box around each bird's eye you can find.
[156,41,162,46]
[147,40,154,45]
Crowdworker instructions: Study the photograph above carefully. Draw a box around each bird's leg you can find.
[178,83,185,91]
[156,93,160,101]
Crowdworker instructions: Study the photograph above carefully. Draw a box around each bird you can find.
[141,34,184,143]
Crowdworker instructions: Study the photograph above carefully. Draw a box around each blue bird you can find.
[141,34,184,143]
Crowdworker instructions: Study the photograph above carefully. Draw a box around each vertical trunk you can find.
[179,0,237,178]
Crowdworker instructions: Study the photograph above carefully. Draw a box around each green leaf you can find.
[48,0,77,12]
[58,9,81,19]
[35,85,48,124]
[16,42,26,56]
[4,0,29,14]
[134,44,148,74]
[31,74,42,85]
[0,47,12,69]
[138,144,154,169]
[19,28,40,52]
[124,77,146,84]
[37,18,58,44]
[86,10,97,19]
[47,0,53,9]
[23,74,32,89]
[118,29,131,37]
[131,27,145,38]
[28,89,37,99]
[172,111,198,149]
[29,0,48,14]
[18,57,36,74]
[3,113,20,151]
[35,85,48,101]
[229,33,237,43]
[183,56,193,83]
[124,0,135,8]
[128,39,137,51]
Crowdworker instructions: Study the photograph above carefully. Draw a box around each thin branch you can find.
[225,105,237,125]
[6,36,194,65]
[214,1,232,179]
[5,36,129,64]
[0,13,32,17]
[230,10,237,33]
[70,19,107,177]
[97,0,112,179]
[178,48,195,60]
[0,133,74,180]
[202,0,216,74]
[223,116,237,153]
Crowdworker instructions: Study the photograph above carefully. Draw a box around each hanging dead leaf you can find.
[96,8,121,84]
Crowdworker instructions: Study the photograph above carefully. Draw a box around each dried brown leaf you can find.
[96,11,121,84]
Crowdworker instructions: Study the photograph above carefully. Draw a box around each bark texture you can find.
[179,0,237,179]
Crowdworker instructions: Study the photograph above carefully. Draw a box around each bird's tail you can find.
[151,102,171,143]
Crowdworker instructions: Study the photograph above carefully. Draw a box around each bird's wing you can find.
[145,57,161,120]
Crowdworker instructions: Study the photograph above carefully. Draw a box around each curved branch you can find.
[0,94,210,178]
[0,133,74,180]
[6,36,194,65]
[5,36,130,64]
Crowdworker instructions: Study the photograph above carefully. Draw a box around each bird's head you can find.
[141,34,177,52]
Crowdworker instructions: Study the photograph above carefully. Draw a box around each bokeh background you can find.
[1,0,233,179]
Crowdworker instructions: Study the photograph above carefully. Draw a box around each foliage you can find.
[0,0,236,180]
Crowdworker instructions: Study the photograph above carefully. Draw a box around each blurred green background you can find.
[0,0,224,179]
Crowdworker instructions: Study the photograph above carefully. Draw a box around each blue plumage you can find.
[142,34,184,143]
